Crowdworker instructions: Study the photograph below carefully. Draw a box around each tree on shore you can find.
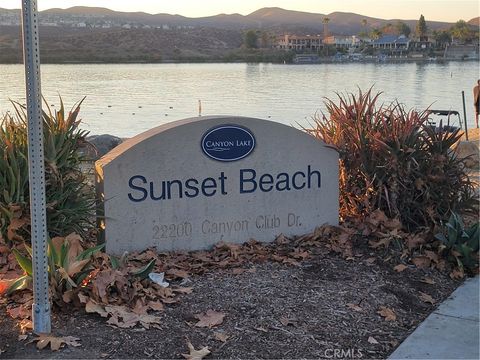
[360,18,368,36]
[396,21,411,37]
[450,20,475,43]
[323,17,330,39]
[433,30,451,48]
[416,15,428,39]
[370,28,382,40]
[244,30,258,49]
[381,23,395,35]
[361,18,368,29]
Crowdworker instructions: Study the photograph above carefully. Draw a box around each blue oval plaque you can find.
[201,125,255,162]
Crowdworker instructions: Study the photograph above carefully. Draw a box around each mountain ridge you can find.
[0,6,477,64]
[0,6,474,33]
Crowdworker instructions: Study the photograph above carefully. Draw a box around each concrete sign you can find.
[96,116,338,255]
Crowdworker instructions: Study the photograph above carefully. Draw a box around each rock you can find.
[455,141,479,169]
[79,134,124,160]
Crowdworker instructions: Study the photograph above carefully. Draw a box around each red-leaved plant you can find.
[307,88,476,230]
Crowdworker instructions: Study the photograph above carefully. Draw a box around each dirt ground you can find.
[0,244,460,359]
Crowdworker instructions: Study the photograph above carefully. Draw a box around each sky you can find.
[0,0,478,22]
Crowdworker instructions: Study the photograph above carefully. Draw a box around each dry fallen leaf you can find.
[291,250,309,260]
[166,268,189,279]
[406,234,426,250]
[19,319,33,334]
[368,336,379,344]
[420,277,435,285]
[147,301,165,312]
[393,264,408,272]
[419,292,435,305]
[182,340,210,360]
[194,310,225,328]
[7,217,27,241]
[7,305,30,319]
[367,209,388,227]
[65,233,84,260]
[275,233,290,245]
[214,332,230,343]
[346,303,363,312]
[105,305,161,329]
[173,287,193,294]
[18,335,28,341]
[450,267,465,280]
[377,306,397,321]
[424,250,439,264]
[60,336,81,348]
[85,300,109,318]
[62,290,75,304]
[32,334,81,351]
[232,268,247,275]
[368,238,391,249]
[412,256,431,268]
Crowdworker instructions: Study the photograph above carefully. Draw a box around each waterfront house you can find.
[372,35,410,51]
[275,34,323,52]
[410,35,435,50]
[323,35,361,49]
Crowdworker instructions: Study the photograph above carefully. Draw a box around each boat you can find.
[426,109,463,132]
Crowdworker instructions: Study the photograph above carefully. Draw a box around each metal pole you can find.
[462,91,469,141]
[21,0,51,333]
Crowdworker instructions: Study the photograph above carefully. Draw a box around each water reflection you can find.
[0,62,477,137]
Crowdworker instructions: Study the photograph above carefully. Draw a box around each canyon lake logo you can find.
[201,125,255,162]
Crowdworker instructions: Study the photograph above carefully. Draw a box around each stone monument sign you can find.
[96,116,338,255]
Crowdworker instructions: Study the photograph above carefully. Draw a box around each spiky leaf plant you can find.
[308,88,476,230]
[0,97,95,245]
[7,233,104,303]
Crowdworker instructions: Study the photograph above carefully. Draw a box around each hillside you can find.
[0,6,475,63]
[0,6,460,32]
[0,25,243,63]
[468,17,480,26]
[245,7,457,34]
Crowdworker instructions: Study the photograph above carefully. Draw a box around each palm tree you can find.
[323,17,330,39]
[371,28,382,40]
[361,18,368,32]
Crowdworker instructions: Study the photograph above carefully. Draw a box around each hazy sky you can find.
[0,0,478,22]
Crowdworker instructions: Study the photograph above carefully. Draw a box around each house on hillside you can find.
[323,35,361,49]
[372,35,410,51]
[275,34,323,52]
[410,35,435,50]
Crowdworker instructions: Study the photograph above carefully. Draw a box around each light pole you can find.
[21,0,51,333]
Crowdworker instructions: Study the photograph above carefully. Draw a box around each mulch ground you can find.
[0,243,460,359]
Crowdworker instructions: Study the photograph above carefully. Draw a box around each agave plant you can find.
[435,212,479,271]
[7,233,104,302]
[0,97,95,245]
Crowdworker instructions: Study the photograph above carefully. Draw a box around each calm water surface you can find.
[0,62,478,137]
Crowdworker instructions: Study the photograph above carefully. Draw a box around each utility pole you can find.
[21,0,51,333]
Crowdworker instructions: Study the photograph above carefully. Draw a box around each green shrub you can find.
[0,98,95,245]
[307,88,476,230]
[435,212,479,271]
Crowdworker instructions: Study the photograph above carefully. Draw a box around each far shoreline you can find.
[1,58,479,65]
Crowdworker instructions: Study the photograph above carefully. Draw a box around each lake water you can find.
[0,62,478,137]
